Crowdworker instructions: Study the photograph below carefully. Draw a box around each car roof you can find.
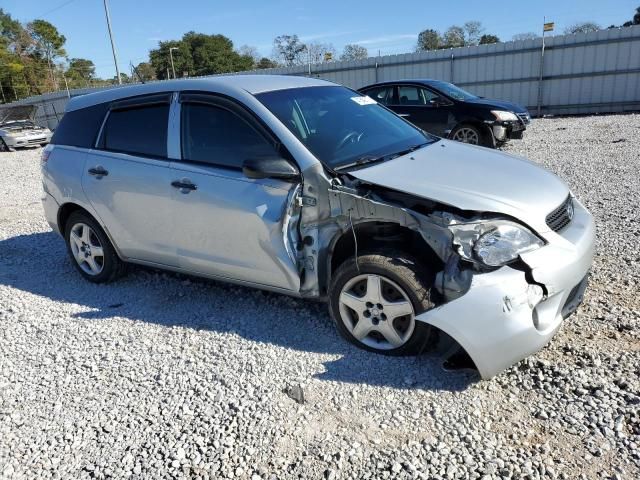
[360,79,446,89]
[66,75,335,112]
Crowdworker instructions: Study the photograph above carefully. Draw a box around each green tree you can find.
[255,57,278,69]
[66,58,95,87]
[340,44,368,61]
[149,32,253,79]
[442,26,465,48]
[272,34,307,66]
[27,19,66,89]
[479,34,500,45]
[134,62,156,81]
[416,29,442,51]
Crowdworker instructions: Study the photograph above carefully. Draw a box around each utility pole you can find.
[62,74,70,98]
[103,0,122,85]
[169,47,178,79]
[537,17,554,117]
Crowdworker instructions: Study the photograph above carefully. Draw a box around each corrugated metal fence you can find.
[3,25,640,130]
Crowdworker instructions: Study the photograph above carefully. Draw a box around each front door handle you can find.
[171,179,197,191]
[88,166,108,177]
[398,113,411,118]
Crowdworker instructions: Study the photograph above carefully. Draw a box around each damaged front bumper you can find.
[489,120,526,142]
[416,198,595,379]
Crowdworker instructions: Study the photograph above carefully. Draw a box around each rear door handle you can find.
[88,166,108,177]
[171,179,197,191]
[398,113,411,118]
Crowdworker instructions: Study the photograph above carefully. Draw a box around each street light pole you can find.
[169,47,178,79]
[103,0,121,85]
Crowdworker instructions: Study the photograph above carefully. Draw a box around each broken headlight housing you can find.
[448,220,544,267]
[491,110,519,122]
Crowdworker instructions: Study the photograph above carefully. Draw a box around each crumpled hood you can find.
[349,139,569,233]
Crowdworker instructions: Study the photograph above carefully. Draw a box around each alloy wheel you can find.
[452,127,480,144]
[338,274,415,350]
[69,222,105,276]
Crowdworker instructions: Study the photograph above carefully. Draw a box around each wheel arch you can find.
[324,220,443,294]
[57,202,125,260]
[449,120,495,147]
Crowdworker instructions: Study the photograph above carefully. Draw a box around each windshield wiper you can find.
[334,142,431,172]
[334,154,385,171]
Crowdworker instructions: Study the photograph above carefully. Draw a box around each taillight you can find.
[41,144,54,163]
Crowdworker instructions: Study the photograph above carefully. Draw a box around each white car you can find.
[0,105,53,151]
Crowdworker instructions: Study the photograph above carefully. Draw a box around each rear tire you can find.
[64,211,126,283]
[328,250,435,356]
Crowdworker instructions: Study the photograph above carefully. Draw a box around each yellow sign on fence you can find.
[543,22,555,32]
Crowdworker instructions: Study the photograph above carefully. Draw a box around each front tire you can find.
[0,138,13,152]
[450,124,488,147]
[329,250,435,355]
[64,211,126,283]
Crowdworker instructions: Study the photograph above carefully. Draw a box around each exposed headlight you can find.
[491,110,519,122]
[447,219,544,267]
[474,224,544,266]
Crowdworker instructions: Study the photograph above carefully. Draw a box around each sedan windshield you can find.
[428,81,478,101]
[256,86,436,170]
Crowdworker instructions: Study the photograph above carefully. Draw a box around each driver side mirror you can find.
[243,157,299,181]
[429,97,449,107]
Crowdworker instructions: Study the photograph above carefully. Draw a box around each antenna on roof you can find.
[130,62,146,84]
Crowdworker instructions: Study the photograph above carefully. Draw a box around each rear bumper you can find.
[42,191,60,234]
[416,198,595,379]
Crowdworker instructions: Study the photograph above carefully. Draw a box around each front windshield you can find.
[256,86,436,170]
[429,81,477,101]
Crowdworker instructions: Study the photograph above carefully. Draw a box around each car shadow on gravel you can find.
[0,231,478,392]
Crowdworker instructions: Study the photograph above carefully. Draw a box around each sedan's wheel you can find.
[64,211,126,283]
[339,273,415,350]
[451,125,481,145]
[0,138,10,152]
[329,250,435,355]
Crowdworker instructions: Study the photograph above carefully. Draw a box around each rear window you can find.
[51,102,109,148]
[102,104,169,158]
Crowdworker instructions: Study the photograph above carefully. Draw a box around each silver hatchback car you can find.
[41,76,595,378]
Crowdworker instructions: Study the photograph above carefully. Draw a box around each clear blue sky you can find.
[4,0,639,78]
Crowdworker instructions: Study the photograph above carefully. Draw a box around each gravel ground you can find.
[1,114,639,480]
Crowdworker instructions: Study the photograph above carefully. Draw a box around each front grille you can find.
[517,112,531,125]
[546,195,573,232]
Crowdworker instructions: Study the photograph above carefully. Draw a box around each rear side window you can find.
[181,102,278,168]
[102,104,169,158]
[51,102,109,148]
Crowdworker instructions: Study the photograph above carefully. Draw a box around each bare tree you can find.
[512,32,539,41]
[463,21,484,46]
[306,42,336,64]
[237,45,260,64]
[340,44,368,61]
[272,34,307,66]
[564,22,601,34]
